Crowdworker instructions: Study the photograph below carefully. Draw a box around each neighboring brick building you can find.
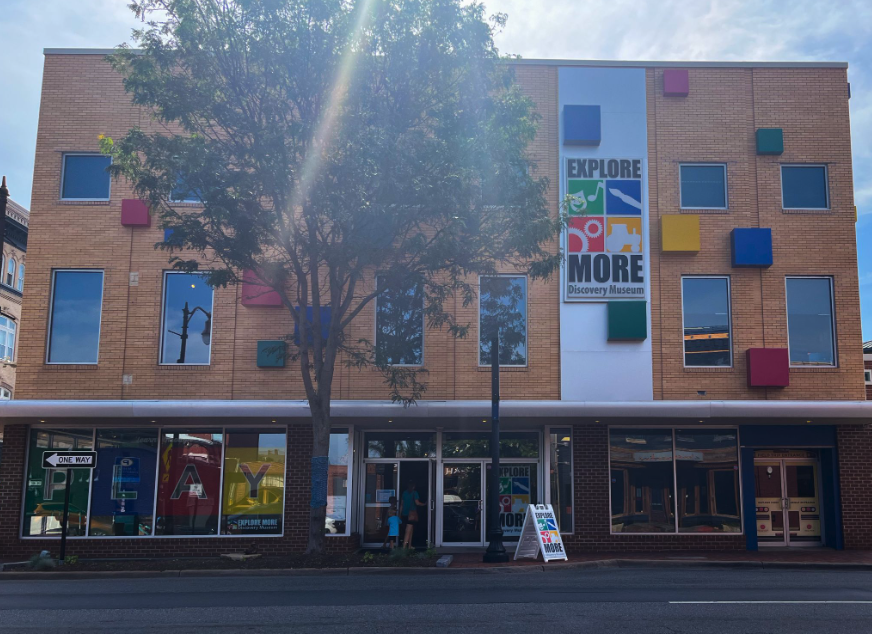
[0,51,869,560]
[864,340,872,400]
[0,196,28,400]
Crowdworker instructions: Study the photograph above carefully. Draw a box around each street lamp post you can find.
[483,332,509,563]
[171,301,212,363]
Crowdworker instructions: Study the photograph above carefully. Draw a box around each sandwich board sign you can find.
[514,503,568,562]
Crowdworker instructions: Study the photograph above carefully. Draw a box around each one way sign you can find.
[42,451,98,469]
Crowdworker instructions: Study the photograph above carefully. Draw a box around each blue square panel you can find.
[563,105,601,146]
[731,228,773,268]
[294,306,332,346]
[606,180,642,215]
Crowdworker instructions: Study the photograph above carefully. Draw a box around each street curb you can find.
[2,558,871,580]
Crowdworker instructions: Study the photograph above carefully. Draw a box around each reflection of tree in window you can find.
[375,277,424,366]
[480,276,527,366]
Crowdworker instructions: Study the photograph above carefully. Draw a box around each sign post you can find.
[42,451,97,564]
[514,504,568,562]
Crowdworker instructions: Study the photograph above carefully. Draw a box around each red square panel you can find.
[121,199,150,226]
[663,69,689,97]
[747,348,789,387]
[241,269,282,306]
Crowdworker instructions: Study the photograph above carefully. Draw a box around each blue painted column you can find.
[740,447,758,551]
[820,448,844,550]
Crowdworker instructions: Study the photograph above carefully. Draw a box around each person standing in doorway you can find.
[401,480,426,549]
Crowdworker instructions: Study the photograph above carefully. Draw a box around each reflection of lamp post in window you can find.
[167,301,211,363]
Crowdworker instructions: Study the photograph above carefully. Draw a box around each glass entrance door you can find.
[363,462,398,545]
[442,463,483,545]
[754,456,821,547]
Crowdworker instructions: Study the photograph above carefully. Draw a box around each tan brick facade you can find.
[14,55,864,403]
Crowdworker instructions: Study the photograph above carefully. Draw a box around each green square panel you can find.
[257,340,286,368]
[756,128,783,155]
[608,301,647,341]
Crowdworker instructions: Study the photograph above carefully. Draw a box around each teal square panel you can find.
[756,128,783,155]
[257,340,286,368]
[608,301,647,341]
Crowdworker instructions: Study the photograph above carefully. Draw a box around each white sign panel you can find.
[514,504,568,562]
[565,158,646,301]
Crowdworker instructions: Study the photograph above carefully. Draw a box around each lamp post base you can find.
[483,529,510,563]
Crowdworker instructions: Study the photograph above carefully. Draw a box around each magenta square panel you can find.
[241,269,282,306]
[663,69,689,97]
[121,199,150,226]
[746,348,789,388]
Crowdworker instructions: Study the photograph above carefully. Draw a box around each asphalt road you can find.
[2,567,872,633]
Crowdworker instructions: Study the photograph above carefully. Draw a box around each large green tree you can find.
[104,0,561,554]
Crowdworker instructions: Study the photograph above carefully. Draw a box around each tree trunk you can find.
[305,406,331,555]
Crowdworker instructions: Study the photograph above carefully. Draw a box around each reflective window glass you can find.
[782,166,828,209]
[61,154,111,200]
[23,429,93,537]
[486,462,538,540]
[786,277,835,366]
[442,432,539,458]
[5,258,14,286]
[0,316,16,362]
[375,276,424,366]
[675,429,741,533]
[155,431,223,535]
[549,429,573,532]
[680,164,727,209]
[326,430,351,535]
[609,429,675,533]
[47,270,104,364]
[89,429,159,537]
[222,430,286,535]
[160,272,214,364]
[682,277,732,367]
[17,263,24,292]
[366,432,436,458]
[479,276,527,366]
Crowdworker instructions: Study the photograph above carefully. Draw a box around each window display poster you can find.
[222,431,286,535]
[499,465,531,537]
[155,432,223,535]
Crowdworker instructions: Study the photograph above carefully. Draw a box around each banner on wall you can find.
[222,432,286,535]
[155,434,223,535]
[499,465,531,537]
[565,158,646,302]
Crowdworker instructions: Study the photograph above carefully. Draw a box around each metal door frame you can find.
[756,457,823,548]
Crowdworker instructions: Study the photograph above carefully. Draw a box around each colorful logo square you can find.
[606,217,643,253]
[536,518,548,531]
[567,179,605,215]
[499,478,511,495]
[500,494,512,513]
[544,517,558,531]
[512,477,530,495]
[568,217,605,253]
[511,495,530,513]
[606,180,642,215]
[540,530,553,543]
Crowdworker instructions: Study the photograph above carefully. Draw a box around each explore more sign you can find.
[42,451,98,469]
[565,158,646,301]
[514,503,568,562]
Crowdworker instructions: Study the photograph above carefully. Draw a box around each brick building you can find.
[0,50,870,560]
[0,196,28,400]
[865,341,872,400]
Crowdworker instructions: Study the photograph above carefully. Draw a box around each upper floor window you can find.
[681,276,732,367]
[479,275,527,367]
[170,174,203,203]
[0,387,10,400]
[781,165,828,210]
[865,369,872,385]
[47,270,104,364]
[375,276,424,366]
[680,164,727,209]
[160,272,214,365]
[16,263,24,292]
[61,154,111,201]
[0,316,16,362]
[4,258,14,287]
[786,276,836,366]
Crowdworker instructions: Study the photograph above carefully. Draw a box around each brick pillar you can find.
[0,425,27,558]
[837,424,872,549]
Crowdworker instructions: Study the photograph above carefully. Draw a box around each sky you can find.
[1,0,870,339]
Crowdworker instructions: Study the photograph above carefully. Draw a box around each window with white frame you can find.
[864,369,871,385]
[786,277,836,366]
[47,270,104,364]
[60,154,112,201]
[16,263,24,292]
[326,428,353,536]
[0,316,16,363]
[479,275,527,366]
[679,164,727,209]
[4,258,14,287]
[375,276,424,366]
[681,276,732,367]
[0,387,10,400]
[781,165,829,210]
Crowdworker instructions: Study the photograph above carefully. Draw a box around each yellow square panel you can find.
[661,215,700,252]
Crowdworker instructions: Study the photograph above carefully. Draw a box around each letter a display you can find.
[514,504,568,562]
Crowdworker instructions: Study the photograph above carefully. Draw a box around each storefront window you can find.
[23,429,94,537]
[609,429,675,533]
[675,429,741,533]
[549,429,573,533]
[486,463,538,540]
[89,429,158,537]
[366,432,435,458]
[155,431,223,536]
[222,430,286,535]
[326,429,351,535]
[442,432,539,458]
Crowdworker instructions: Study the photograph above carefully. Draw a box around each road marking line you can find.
[670,601,872,604]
